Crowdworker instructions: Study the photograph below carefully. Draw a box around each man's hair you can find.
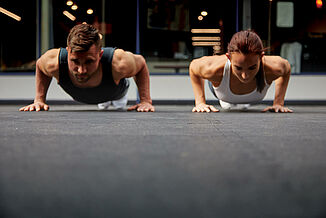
[67,24,102,52]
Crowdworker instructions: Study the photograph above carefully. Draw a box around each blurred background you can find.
[1,0,326,102]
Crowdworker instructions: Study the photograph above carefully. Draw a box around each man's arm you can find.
[112,49,154,112]
[19,49,60,111]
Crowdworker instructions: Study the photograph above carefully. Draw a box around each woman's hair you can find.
[227,30,265,92]
[67,24,102,52]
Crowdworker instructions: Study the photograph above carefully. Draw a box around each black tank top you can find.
[58,47,129,104]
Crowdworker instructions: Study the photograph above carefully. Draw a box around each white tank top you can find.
[212,59,270,104]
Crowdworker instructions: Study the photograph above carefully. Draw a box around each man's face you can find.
[227,52,262,84]
[67,44,103,83]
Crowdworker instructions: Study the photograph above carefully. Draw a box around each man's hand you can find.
[262,105,293,113]
[19,102,49,112]
[127,102,155,112]
[192,103,219,113]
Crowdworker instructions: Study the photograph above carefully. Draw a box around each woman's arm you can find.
[189,58,219,113]
[263,57,293,113]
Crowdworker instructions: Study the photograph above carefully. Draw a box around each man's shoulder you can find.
[39,48,61,64]
[110,48,135,63]
[38,48,61,77]
[42,48,61,58]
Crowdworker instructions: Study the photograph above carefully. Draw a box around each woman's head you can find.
[226,30,266,92]
[227,30,264,55]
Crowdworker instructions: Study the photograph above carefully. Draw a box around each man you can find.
[19,23,154,112]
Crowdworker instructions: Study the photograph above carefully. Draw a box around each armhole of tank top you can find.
[58,48,68,84]
[224,59,231,78]
[211,59,229,89]
[261,62,270,86]
[218,59,231,88]
[100,47,117,84]
[101,47,116,63]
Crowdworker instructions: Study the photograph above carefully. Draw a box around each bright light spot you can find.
[71,4,78,10]
[0,7,21,21]
[87,8,93,14]
[316,0,323,8]
[201,11,208,16]
[66,0,73,6]
[63,10,76,21]
[82,22,87,24]
[198,15,203,21]
[191,29,221,33]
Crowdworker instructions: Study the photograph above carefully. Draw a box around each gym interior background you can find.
[1,0,326,102]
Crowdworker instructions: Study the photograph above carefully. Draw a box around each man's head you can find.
[67,23,102,52]
[66,24,104,83]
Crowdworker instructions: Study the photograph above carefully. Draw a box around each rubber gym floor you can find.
[1,104,326,218]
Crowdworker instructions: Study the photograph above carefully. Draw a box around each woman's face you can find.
[227,52,262,84]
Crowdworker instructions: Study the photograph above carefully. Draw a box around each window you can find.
[144,0,236,74]
[252,0,326,74]
[0,0,37,72]
[52,0,105,49]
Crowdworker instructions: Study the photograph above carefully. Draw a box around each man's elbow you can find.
[136,54,146,69]
[132,54,147,76]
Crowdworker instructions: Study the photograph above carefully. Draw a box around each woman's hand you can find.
[192,103,219,113]
[262,105,293,113]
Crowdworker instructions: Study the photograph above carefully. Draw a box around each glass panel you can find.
[252,0,326,73]
[52,0,104,48]
[0,0,36,72]
[144,0,236,74]
[145,0,191,74]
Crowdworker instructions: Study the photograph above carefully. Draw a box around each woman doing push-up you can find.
[190,30,293,113]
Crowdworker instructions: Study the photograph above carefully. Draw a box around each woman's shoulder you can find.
[263,55,291,81]
[264,56,289,69]
[190,55,228,79]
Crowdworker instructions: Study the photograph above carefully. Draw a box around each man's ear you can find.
[99,49,104,58]
[226,53,231,60]
[260,51,265,60]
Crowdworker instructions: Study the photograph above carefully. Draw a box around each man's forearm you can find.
[34,67,52,103]
[134,64,152,104]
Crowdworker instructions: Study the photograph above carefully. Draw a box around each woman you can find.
[189,30,293,113]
